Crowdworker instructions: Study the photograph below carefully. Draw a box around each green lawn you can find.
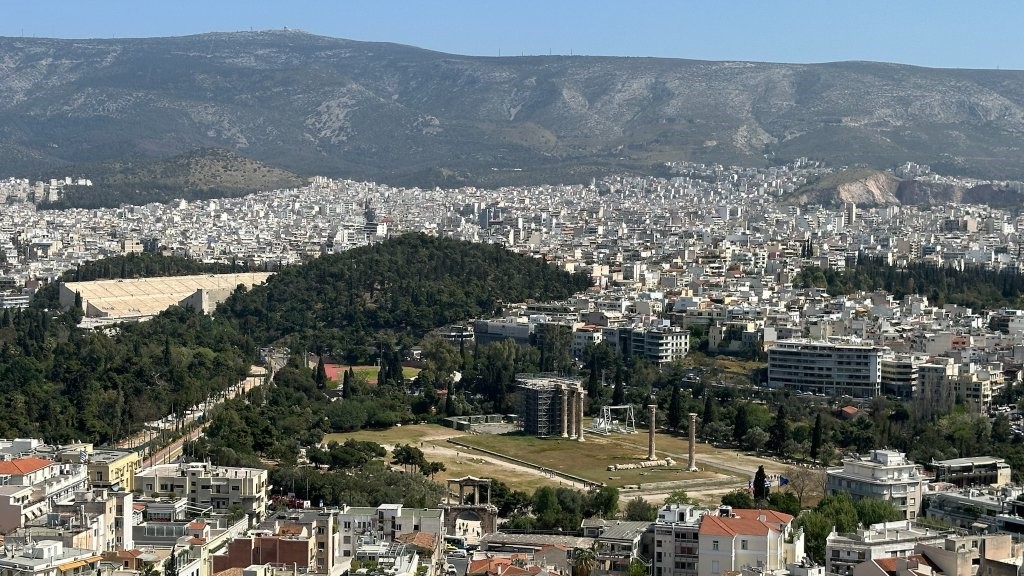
[342,365,421,385]
[454,431,714,488]
[323,424,557,493]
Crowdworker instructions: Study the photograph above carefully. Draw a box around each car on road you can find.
[448,550,467,559]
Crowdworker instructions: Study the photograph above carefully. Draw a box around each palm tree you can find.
[572,547,598,576]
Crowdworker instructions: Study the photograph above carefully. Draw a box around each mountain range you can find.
[3,30,1024,199]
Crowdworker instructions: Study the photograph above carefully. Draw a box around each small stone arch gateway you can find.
[444,476,497,535]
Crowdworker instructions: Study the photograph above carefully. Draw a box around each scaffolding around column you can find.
[516,373,584,438]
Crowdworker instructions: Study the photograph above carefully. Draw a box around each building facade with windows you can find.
[696,507,803,576]
[767,340,886,397]
[651,504,703,576]
[826,450,928,520]
[133,462,268,524]
[930,456,1012,488]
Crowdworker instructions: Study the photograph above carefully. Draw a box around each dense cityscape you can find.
[4,6,1024,576]
[0,156,1022,576]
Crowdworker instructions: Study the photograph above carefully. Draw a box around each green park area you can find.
[448,429,718,488]
[341,365,421,385]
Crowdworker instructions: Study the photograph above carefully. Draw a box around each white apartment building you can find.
[335,504,444,563]
[0,540,102,576]
[0,458,89,533]
[602,324,690,366]
[651,504,704,576]
[824,520,948,576]
[826,451,928,520]
[767,339,885,397]
[915,358,1003,415]
[697,507,804,576]
[572,326,604,358]
[133,462,268,523]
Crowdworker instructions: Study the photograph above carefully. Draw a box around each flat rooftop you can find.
[932,456,1006,467]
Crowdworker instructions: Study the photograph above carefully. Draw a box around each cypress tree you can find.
[701,394,716,438]
[315,356,327,389]
[753,465,770,501]
[810,413,824,461]
[733,403,750,443]
[668,384,683,430]
[770,404,789,454]
[612,378,625,405]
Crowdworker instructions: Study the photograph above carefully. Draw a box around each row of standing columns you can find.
[560,387,586,441]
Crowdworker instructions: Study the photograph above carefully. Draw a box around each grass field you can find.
[324,423,794,495]
[454,431,716,488]
[340,365,421,385]
[324,424,557,492]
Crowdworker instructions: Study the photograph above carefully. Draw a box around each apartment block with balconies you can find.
[826,450,928,520]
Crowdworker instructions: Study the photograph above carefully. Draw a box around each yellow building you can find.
[58,447,141,492]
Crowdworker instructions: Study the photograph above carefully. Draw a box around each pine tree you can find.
[810,413,824,461]
[668,384,683,430]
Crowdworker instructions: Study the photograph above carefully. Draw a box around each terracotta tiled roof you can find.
[187,521,207,530]
[873,554,933,576]
[699,509,793,537]
[468,555,531,575]
[396,532,437,551]
[0,457,52,475]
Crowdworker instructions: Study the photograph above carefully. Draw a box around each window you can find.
[711,560,720,575]
[344,522,351,529]
[741,540,748,550]
[343,536,351,544]
[712,540,719,551]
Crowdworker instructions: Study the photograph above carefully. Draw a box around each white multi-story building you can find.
[824,520,948,576]
[767,339,886,397]
[335,504,444,565]
[0,540,102,576]
[602,324,690,366]
[0,457,89,533]
[651,504,704,576]
[133,462,268,524]
[826,450,928,520]
[696,507,804,576]
[572,325,604,358]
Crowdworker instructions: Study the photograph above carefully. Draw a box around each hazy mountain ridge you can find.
[3,31,1024,189]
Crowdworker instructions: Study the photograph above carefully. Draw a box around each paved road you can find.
[135,364,276,467]
[445,556,469,576]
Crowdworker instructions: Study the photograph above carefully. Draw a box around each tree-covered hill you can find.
[3,234,588,444]
[218,233,591,361]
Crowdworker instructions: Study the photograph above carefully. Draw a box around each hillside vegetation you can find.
[41,148,304,208]
[4,31,1024,199]
[0,235,587,444]
[218,233,592,362]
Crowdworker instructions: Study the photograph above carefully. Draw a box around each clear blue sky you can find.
[3,0,1022,70]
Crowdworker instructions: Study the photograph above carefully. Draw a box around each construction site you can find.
[516,374,586,438]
